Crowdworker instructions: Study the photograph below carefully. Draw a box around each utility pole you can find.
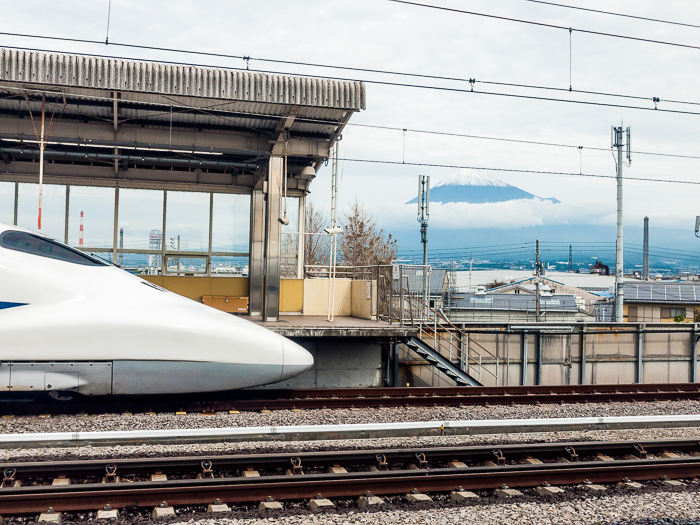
[568,245,573,272]
[535,239,541,319]
[612,124,631,322]
[642,217,649,281]
[38,94,45,230]
[417,175,430,267]
[417,175,430,311]
[326,139,341,322]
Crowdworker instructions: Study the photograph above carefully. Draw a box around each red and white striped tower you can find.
[79,211,84,248]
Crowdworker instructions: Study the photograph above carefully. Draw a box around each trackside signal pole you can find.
[612,124,631,322]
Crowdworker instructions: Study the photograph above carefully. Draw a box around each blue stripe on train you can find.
[0,302,28,310]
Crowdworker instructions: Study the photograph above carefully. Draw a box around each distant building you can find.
[623,282,700,322]
[447,293,595,323]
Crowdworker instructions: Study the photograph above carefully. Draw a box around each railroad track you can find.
[1,439,699,514]
[3,383,700,416]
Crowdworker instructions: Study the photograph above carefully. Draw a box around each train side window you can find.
[0,231,107,266]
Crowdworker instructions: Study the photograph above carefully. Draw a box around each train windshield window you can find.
[0,231,108,266]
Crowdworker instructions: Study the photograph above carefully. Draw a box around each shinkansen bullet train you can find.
[0,222,313,397]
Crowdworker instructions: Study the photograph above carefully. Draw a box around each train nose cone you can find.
[281,339,314,380]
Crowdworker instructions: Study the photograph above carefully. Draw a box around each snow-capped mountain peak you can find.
[406,168,560,205]
[433,169,510,188]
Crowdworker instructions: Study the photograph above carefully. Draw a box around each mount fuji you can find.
[406,169,560,204]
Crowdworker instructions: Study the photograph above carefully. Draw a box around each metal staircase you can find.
[405,336,482,387]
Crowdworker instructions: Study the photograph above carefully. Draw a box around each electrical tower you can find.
[612,124,631,322]
[568,244,573,272]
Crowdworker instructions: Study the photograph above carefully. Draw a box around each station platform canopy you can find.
[0,47,366,321]
[0,47,364,191]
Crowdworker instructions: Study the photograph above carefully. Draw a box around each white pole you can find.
[614,126,625,322]
[38,94,45,230]
[327,141,340,322]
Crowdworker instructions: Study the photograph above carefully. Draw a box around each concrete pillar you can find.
[521,331,528,386]
[249,188,265,316]
[536,331,542,385]
[693,325,699,383]
[263,156,283,321]
[636,324,644,384]
[580,328,587,385]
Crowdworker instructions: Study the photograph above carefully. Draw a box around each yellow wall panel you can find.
[139,275,249,303]
[210,278,249,297]
[280,279,304,313]
[161,276,211,301]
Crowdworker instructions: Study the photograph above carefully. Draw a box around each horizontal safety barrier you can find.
[2,414,700,448]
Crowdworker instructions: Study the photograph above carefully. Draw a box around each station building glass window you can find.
[3,181,252,278]
[0,182,14,224]
[118,188,164,251]
[67,186,115,250]
[280,196,301,278]
[165,191,210,253]
[211,193,250,277]
[16,183,66,242]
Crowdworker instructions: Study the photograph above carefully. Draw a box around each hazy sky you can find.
[3,0,700,238]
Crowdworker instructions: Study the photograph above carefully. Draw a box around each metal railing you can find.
[407,294,499,385]
[304,265,374,280]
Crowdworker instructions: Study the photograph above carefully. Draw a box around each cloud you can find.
[375,197,618,230]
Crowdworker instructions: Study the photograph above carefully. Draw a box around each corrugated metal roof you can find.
[0,48,365,110]
[623,282,700,304]
[452,293,580,312]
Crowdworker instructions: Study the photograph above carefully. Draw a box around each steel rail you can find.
[2,415,700,448]
[1,440,700,513]
[3,439,698,476]
[4,383,700,416]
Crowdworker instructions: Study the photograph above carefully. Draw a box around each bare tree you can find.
[304,200,330,276]
[338,201,397,266]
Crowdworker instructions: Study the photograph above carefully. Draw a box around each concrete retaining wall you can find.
[401,323,700,387]
[260,340,385,389]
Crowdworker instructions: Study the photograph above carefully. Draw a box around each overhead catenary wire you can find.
[8,80,700,164]
[521,0,700,30]
[348,123,700,162]
[6,43,700,122]
[8,77,700,186]
[338,157,700,186]
[2,32,700,111]
[386,0,700,52]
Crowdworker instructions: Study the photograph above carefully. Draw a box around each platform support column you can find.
[249,188,265,316]
[263,156,283,321]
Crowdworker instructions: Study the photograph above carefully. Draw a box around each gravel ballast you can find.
[2,400,700,434]
[4,483,699,524]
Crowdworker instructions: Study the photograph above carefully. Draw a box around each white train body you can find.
[0,223,313,395]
